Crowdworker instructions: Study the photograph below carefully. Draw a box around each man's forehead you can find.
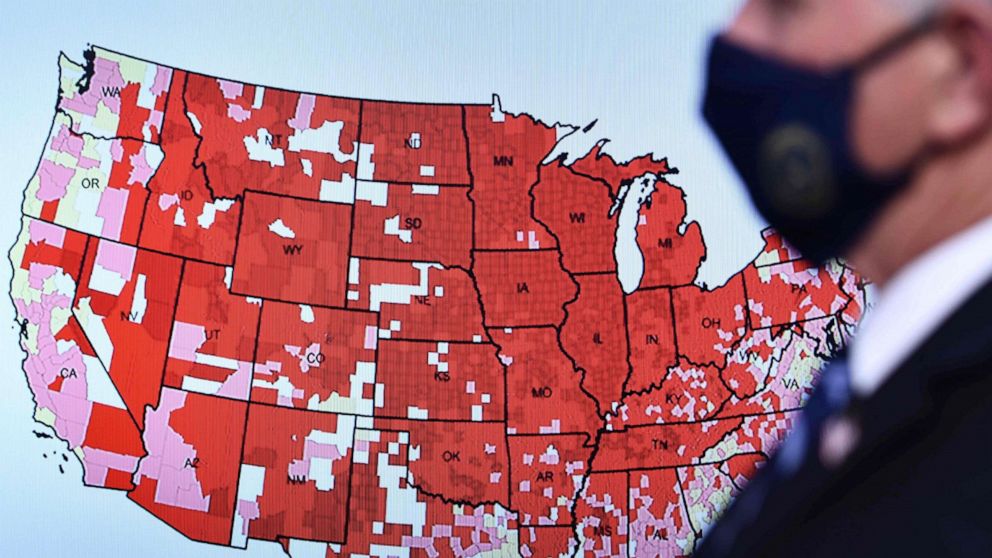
[729,0,919,68]
[757,0,928,17]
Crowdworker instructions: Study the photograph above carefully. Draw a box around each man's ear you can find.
[928,0,992,147]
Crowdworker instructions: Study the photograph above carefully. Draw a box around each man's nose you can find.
[720,1,775,53]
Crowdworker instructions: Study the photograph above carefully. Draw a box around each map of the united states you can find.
[10,47,866,557]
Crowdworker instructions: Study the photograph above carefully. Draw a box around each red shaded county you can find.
[576,472,628,556]
[375,339,505,422]
[490,327,600,437]
[473,250,577,327]
[75,240,182,428]
[617,359,732,426]
[360,101,469,184]
[82,403,145,470]
[672,274,747,368]
[19,219,89,284]
[561,274,629,416]
[464,106,559,250]
[593,418,742,471]
[533,162,617,274]
[744,259,851,329]
[139,70,239,265]
[232,190,351,307]
[724,453,767,489]
[625,288,678,394]
[508,433,595,526]
[637,180,706,288]
[345,258,486,342]
[129,389,247,545]
[351,183,472,268]
[251,301,376,409]
[53,314,96,359]
[569,143,672,194]
[241,405,353,544]
[376,417,510,505]
[519,526,577,558]
[329,429,411,554]
[163,261,260,395]
[184,73,360,199]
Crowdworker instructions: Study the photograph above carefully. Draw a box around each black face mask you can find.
[702,14,937,265]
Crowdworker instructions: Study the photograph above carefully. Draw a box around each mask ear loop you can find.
[847,10,942,187]
[852,10,941,75]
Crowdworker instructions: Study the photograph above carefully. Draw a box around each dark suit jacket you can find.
[694,278,992,557]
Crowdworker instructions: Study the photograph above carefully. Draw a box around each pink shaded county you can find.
[168,320,253,400]
[297,342,322,373]
[151,66,172,97]
[110,139,125,162]
[578,485,628,556]
[15,292,93,449]
[136,388,211,512]
[363,325,378,350]
[168,321,207,361]
[29,219,66,248]
[218,79,244,100]
[78,154,102,170]
[50,124,85,159]
[288,458,309,479]
[216,362,254,399]
[36,159,75,202]
[61,57,125,118]
[158,193,180,211]
[227,104,252,123]
[147,109,165,137]
[128,147,156,185]
[402,507,515,556]
[252,360,297,406]
[288,94,315,131]
[682,466,732,535]
[287,431,344,485]
[96,187,130,241]
[49,125,99,169]
[28,263,59,290]
[236,500,260,536]
[629,473,694,557]
[83,446,141,487]
[305,436,342,460]
[95,238,136,282]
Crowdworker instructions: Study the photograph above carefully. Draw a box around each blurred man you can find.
[696,0,992,556]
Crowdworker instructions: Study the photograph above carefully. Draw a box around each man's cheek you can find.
[851,59,930,175]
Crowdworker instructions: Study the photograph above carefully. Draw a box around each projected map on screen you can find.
[9,46,866,557]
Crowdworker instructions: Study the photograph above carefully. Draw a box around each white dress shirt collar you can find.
[849,216,992,396]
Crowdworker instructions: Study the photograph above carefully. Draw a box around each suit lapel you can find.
[851,275,992,455]
[695,277,992,556]
[768,275,992,543]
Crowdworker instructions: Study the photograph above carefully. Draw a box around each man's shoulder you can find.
[758,277,992,557]
[793,278,992,555]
